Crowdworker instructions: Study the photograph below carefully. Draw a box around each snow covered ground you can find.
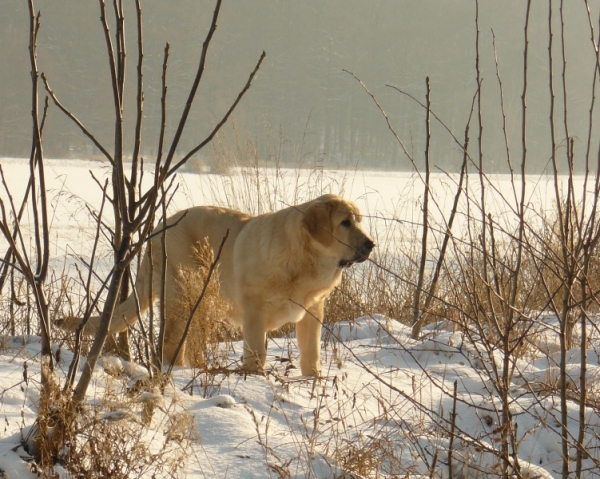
[2,315,600,478]
[1,158,599,477]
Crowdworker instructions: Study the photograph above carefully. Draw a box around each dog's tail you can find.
[58,253,156,337]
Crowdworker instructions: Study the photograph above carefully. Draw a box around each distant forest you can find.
[1,1,598,173]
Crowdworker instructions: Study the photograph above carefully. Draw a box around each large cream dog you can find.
[62,194,374,376]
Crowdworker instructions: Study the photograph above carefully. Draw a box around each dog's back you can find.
[59,205,250,341]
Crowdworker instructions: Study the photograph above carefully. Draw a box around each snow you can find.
[3,316,599,477]
[1,158,599,477]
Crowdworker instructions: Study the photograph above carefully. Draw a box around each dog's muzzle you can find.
[338,238,375,268]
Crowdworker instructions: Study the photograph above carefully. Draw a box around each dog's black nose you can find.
[364,238,375,252]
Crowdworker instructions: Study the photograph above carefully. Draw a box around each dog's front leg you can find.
[296,301,323,377]
[242,312,267,373]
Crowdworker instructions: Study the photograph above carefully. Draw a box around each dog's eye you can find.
[341,219,352,227]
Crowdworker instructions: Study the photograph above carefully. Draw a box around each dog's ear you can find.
[303,201,334,246]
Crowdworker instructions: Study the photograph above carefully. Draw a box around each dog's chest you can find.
[268,300,307,330]
[267,279,337,330]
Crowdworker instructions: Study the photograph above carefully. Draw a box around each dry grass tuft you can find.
[174,238,239,370]
[335,434,404,478]
[58,389,195,478]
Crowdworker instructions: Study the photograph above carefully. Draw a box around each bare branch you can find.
[169,50,267,176]
[163,0,223,175]
[41,74,114,165]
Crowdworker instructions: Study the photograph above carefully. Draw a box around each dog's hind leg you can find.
[160,294,188,366]
[104,252,158,334]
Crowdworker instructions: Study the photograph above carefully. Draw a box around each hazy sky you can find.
[1,1,599,173]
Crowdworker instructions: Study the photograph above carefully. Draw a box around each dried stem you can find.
[411,78,431,335]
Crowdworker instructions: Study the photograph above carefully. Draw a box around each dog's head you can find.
[302,194,374,268]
